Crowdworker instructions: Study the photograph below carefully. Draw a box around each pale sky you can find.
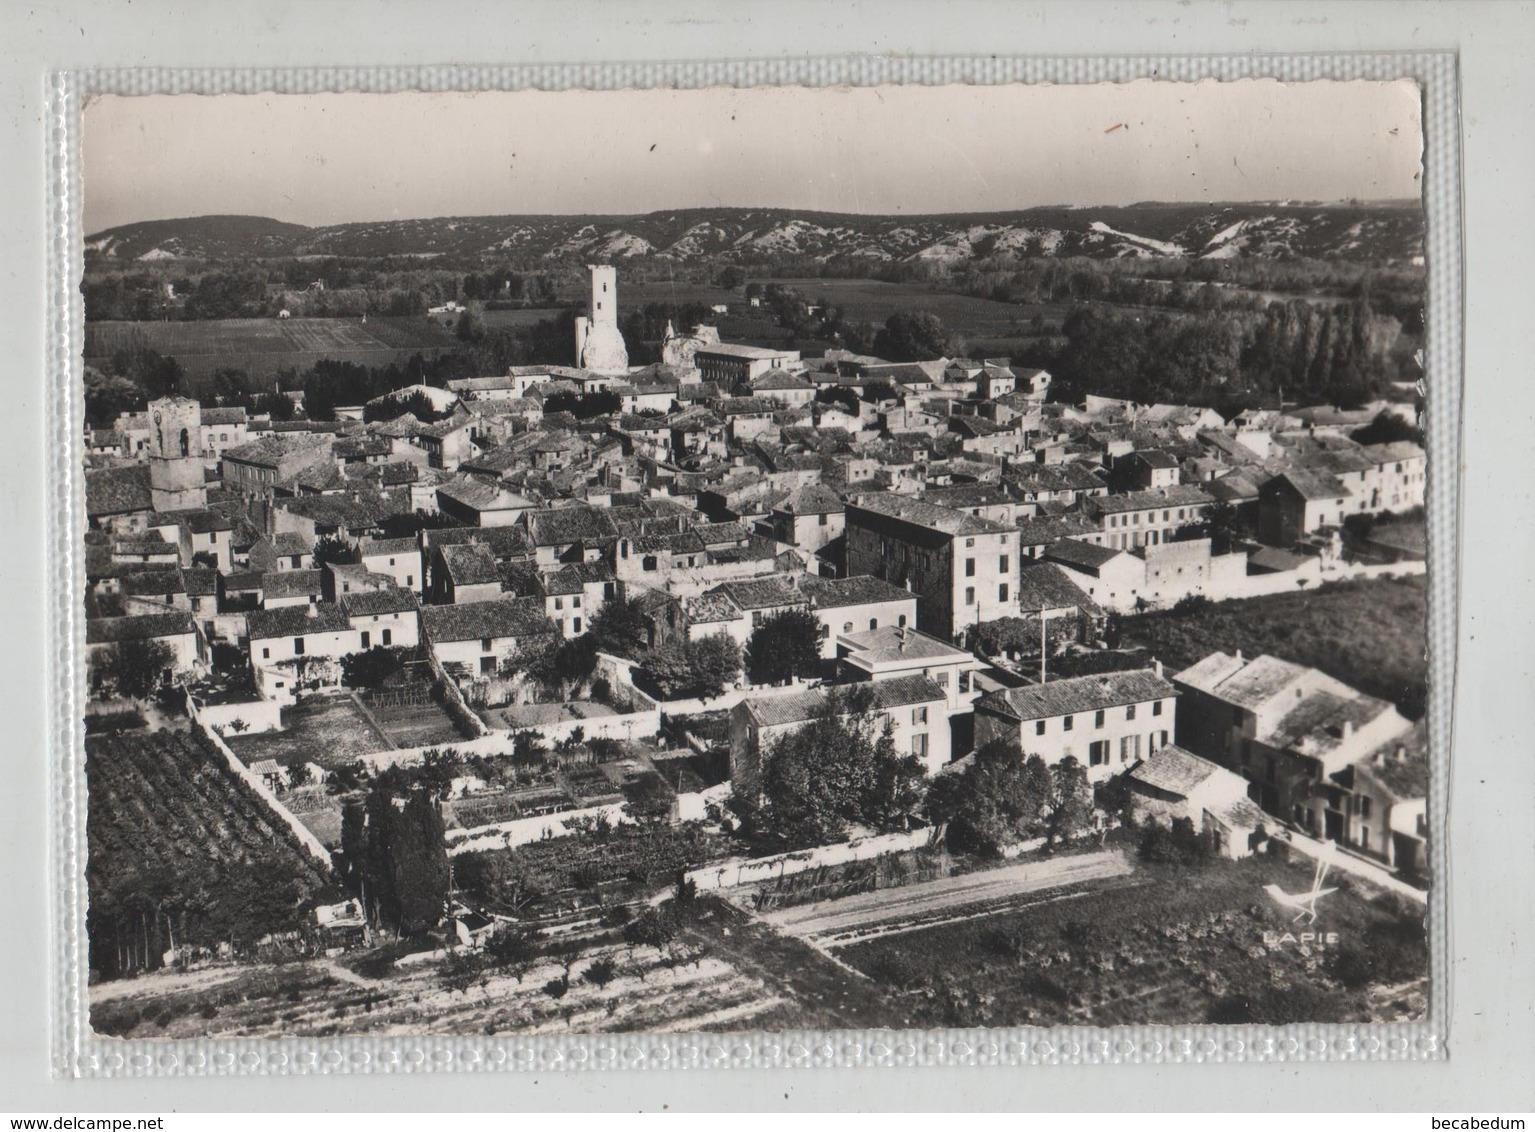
[82,80,1423,233]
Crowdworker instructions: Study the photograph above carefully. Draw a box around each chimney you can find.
[304,602,318,619]
[1394,743,1407,761]
[1153,658,1163,679]
[1341,720,1354,739]
[1234,649,1243,663]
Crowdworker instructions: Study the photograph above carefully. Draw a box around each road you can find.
[1281,829,1428,905]
[758,848,1134,947]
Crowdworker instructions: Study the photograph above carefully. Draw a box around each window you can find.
[1121,734,1140,763]
[1089,740,1111,767]
[1094,709,1105,728]
[999,555,1009,574]
[481,637,492,652]
[869,618,878,630]
[897,614,908,627]
[1163,510,1170,521]
[818,513,828,527]
[912,706,928,725]
[382,629,392,646]
[965,558,976,577]
[1359,796,1372,819]
[1126,704,1137,721]
[998,583,1009,603]
[480,656,496,675]
[1035,720,1047,736]
[293,637,305,655]
[642,555,658,572]
[572,618,582,634]
[261,647,270,659]
[554,597,564,611]
[965,537,975,548]
[1063,714,1074,731]
[912,733,929,758]
[406,575,414,587]
[842,621,853,633]
[935,671,950,687]
[1152,699,1163,716]
[360,631,370,649]
[964,586,975,605]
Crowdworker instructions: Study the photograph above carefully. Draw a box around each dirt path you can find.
[760,849,1133,943]
[89,964,245,1005]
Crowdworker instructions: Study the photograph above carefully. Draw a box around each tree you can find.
[339,645,411,690]
[585,595,648,658]
[312,535,359,570]
[744,608,822,686]
[814,385,862,416]
[1200,499,1247,555]
[83,366,143,428]
[643,633,741,700]
[753,685,928,848]
[1351,410,1423,447]
[872,311,955,362]
[91,638,178,701]
[484,924,539,982]
[687,633,742,698]
[1041,756,1094,846]
[715,265,747,291]
[386,790,450,935]
[926,737,1054,856]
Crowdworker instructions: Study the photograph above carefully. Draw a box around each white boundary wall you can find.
[683,827,935,892]
[185,700,333,867]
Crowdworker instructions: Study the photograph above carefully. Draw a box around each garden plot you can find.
[365,698,462,749]
[834,850,1428,1028]
[224,694,393,768]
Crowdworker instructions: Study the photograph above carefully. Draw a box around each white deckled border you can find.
[47,52,1461,1076]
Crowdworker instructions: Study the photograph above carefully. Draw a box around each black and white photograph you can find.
[76,79,1434,1041]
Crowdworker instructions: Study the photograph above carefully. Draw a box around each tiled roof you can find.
[526,507,618,546]
[1129,744,1223,797]
[181,568,218,596]
[262,569,324,600]
[359,536,420,558]
[341,589,420,617]
[247,602,353,640]
[776,484,844,516]
[85,466,153,517]
[744,674,946,729]
[684,591,743,624]
[848,493,1010,538]
[800,574,913,610]
[440,543,501,587]
[424,526,535,560]
[117,568,186,597]
[838,624,968,664]
[421,597,553,643]
[1088,485,1212,515]
[1045,539,1126,571]
[979,669,1176,722]
[200,407,248,426]
[1016,562,1102,614]
[224,433,333,467]
[1364,719,1430,799]
[1265,469,1353,502]
[714,575,806,611]
[86,611,196,644]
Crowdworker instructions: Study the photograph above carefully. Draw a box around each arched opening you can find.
[178,428,190,458]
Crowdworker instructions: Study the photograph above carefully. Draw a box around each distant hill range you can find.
[85,202,1425,267]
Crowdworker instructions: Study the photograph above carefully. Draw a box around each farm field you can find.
[1119,574,1429,718]
[84,316,457,381]
[85,727,334,979]
[835,848,1428,1028]
[365,697,463,749]
[224,693,393,768]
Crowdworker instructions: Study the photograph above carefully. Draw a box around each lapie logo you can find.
[1264,929,1340,948]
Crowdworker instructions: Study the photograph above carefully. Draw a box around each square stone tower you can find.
[573,264,629,374]
[146,395,207,512]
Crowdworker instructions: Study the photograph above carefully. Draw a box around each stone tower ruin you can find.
[573,264,629,375]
